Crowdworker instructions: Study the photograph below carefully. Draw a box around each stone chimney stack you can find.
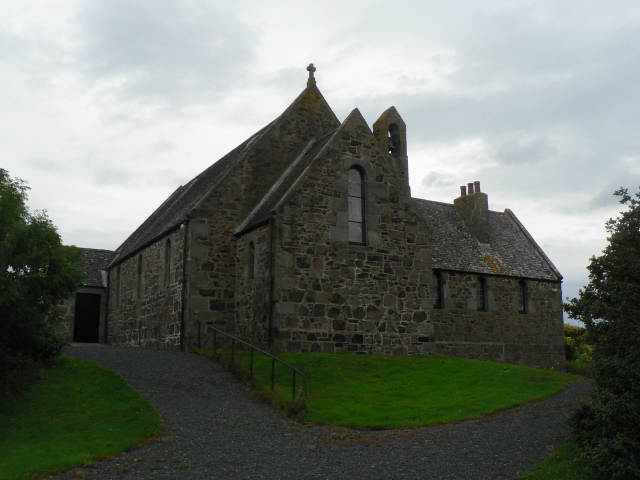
[454,181,490,244]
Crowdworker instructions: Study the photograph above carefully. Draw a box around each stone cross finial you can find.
[307,63,316,87]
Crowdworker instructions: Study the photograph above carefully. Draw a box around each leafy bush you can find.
[565,187,640,479]
[564,324,593,375]
[0,169,83,397]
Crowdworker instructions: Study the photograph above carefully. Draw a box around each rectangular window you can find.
[433,272,444,309]
[477,277,487,312]
[518,281,527,313]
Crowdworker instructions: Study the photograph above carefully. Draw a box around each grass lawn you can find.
[518,443,594,480]
[0,356,161,480]
[202,349,582,430]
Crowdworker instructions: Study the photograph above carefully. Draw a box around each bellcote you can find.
[372,107,410,194]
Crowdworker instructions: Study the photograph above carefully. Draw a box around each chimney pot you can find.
[467,182,474,194]
[460,186,467,196]
[474,181,481,193]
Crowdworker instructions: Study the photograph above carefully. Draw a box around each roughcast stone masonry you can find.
[63,65,565,369]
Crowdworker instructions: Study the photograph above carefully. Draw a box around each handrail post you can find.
[231,338,235,364]
[292,370,296,401]
[196,321,306,409]
[271,357,275,391]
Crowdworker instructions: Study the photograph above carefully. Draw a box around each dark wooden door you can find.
[73,293,101,343]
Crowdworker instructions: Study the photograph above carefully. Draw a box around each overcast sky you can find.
[3,0,639,323]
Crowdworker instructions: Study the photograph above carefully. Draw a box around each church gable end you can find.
[106,65,564,370]
[261,107,433,355]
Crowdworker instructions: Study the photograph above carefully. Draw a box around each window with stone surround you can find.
[518,280,527,314]
[348,166,366,244]
[248,241,255,280]
[477,276,487,312]
[388,123,401,154]
[115,266,121,307]
[137,254,143,299]
[164,238,172,288]
[433,271,444,309]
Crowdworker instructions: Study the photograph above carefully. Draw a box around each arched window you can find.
[388,123,401,153]
[433,272,444,309]
[137,254,143,299]
[115,266,121,307]
[248,241,255,280]
[477,276,487,312]
[518,280,527,314]
[164,238,172,288]
[348,167,366,244]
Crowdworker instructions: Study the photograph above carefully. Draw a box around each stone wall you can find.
[235,224,272,344]
[57,286,108,343]
[104,87,565,370]
[181,86,341,349]
[108,227,185,348]
[431,271,565,369]
[267,112,434,355]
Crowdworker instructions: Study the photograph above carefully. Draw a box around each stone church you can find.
[101,65,564,369]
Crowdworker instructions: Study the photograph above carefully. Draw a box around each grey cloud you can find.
[27,157,60,171]
[75,0,257,107]
[149,139,175,156]
[359,11,640,208]
[493,137,557,166]
[587,183,637,211]
[92,167,134,187]
[421,171,448,188]
[369,5,640,153]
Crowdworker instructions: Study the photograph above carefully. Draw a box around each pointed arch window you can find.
[164,238,172,288]
[348,166,366,244]
[477,276,487,312]
[115,266,121,307]
[518,280,527,314]
[137,254,144,299]
[248,241,255,280]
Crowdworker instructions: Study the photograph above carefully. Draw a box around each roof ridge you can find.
[235,128,338,235]
[111,124,272,265]
[503,209,563,280]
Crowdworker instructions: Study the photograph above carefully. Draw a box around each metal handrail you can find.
[196,321,307,403]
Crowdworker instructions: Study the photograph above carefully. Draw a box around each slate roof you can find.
[236,129,337,235]
[110,82,341,268]
[413,199,562,281]
[110,123,272,266]
[79,248,118,287]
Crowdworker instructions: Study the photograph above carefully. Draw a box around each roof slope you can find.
[79,248,118,287]
[414,199,562,281]
[111,125,269,265]
[111,84,340,267]
[236,129,337,235]
[236,108,375,235]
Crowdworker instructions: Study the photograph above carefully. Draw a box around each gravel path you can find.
[55,345,591,480]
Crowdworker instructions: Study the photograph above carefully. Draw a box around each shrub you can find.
[565,187,640,479]
[0,169,83,397]
[564,324,593,375]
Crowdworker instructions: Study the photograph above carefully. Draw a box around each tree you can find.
[565,187,640,480]
[0,169,83,396]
